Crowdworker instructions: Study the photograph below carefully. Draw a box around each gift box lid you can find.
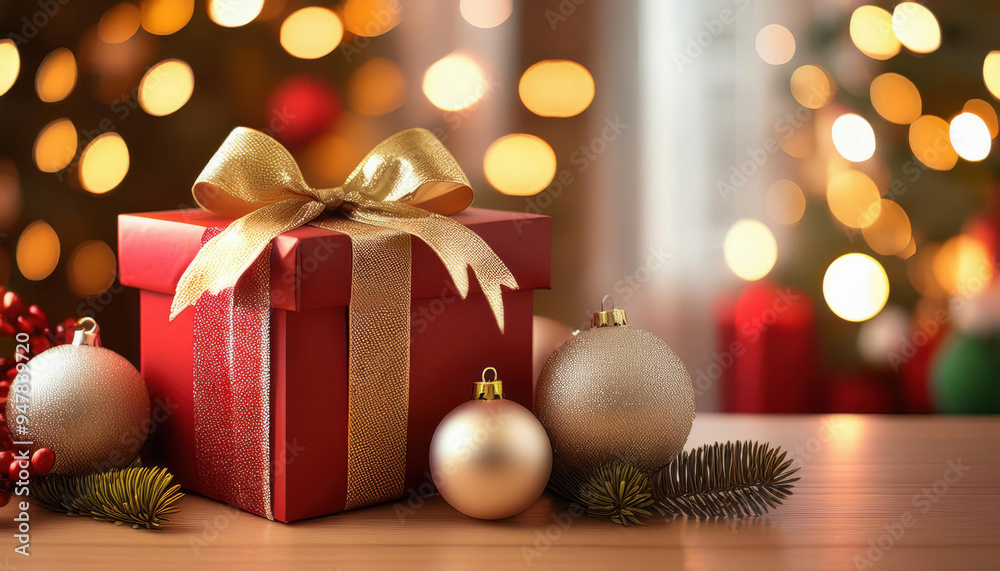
[118,208,551,312]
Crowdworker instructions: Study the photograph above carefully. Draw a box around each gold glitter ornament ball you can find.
[430,368,552,520]
[535,299,696,471]
[5,319,150,475]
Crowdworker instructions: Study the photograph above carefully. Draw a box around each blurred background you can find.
[1,0,998,415]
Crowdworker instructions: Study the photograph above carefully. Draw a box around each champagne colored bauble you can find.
[535,300,696,471]
[430,368,552,520]
[5,319,150,475]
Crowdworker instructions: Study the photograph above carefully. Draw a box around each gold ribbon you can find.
[171,127,518,511]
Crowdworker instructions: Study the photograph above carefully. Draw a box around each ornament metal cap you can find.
[473,367,504,400]
[71,317,102,347]
[592,295,628,328]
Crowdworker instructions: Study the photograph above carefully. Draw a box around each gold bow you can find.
[169,127,518,331]
[172,127,518,512]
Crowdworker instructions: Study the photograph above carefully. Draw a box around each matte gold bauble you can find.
[430,368,552,520]
[5,318,150,475]
[535,299,696,471]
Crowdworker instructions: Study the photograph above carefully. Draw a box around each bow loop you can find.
[193,127,314,218]
[170,127,518,328]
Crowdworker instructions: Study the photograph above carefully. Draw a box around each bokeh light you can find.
[985,51,1000,100]
[790,65,833,109]
[423,52,488,111]
[949,112,991,161]
[301,112,379,187]
[908,115,957,170]
[68,240,118,297]
[897,235,917,260]
[723,219,778,281]
[776,114,814,158]
[141,0,194,35]
[208,0,264,27]
[280,7,343,59]
[850,6,901,61]
[139,59,195,116]
[460,0,512,29]
[862,199,912,256]
[98,3,141,44]
[483,134,556,196]
[518,60,594,118]
[755,24,795,65]
[79,133,130,194]
[342,0,401,37]
[891,2,941,54]
[765,179,806,225]
[963,99,999,138]
[869,73,921,125]
[347,57,406,116]
[823,253,889,322]
[826,170,881,229]
[35,48,77,103]
[0,39,20,96]
[33,118,78,173]
[831,113,876,162]
[16,220,60,281]
[908,242,944,299]
[933,235,993,295]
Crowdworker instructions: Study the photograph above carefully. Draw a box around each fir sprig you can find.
[33,466,184,529]
[547,440,800,525]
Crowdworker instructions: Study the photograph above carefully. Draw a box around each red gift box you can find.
[118,207,551,522]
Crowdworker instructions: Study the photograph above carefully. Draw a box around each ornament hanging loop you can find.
[72,317,102,347]
[473,367,503,400]
[593,297,629,328]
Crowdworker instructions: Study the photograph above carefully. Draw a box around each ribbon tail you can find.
[169,198,325,320]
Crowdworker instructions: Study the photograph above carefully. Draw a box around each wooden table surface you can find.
[2,413,998,570]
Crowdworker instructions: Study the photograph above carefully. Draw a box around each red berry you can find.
[31,448,54,475]
[0,321,15,337]
[0,450,11,468]
[1,291,22,318]
[14,316,34,335]
[9,458,28,480]
[26,305,48,329]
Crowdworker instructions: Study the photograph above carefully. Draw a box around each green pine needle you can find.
[32,466,185,529]
[547,440,800,525]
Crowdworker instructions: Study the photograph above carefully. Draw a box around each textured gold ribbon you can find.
[171,127,518,511]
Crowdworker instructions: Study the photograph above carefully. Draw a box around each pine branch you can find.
[548,461,655,526]
[654,441,799,519]
[32,466,185,529]
[546,440,800,525]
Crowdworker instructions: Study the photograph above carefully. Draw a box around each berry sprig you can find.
[0,287,71,508]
